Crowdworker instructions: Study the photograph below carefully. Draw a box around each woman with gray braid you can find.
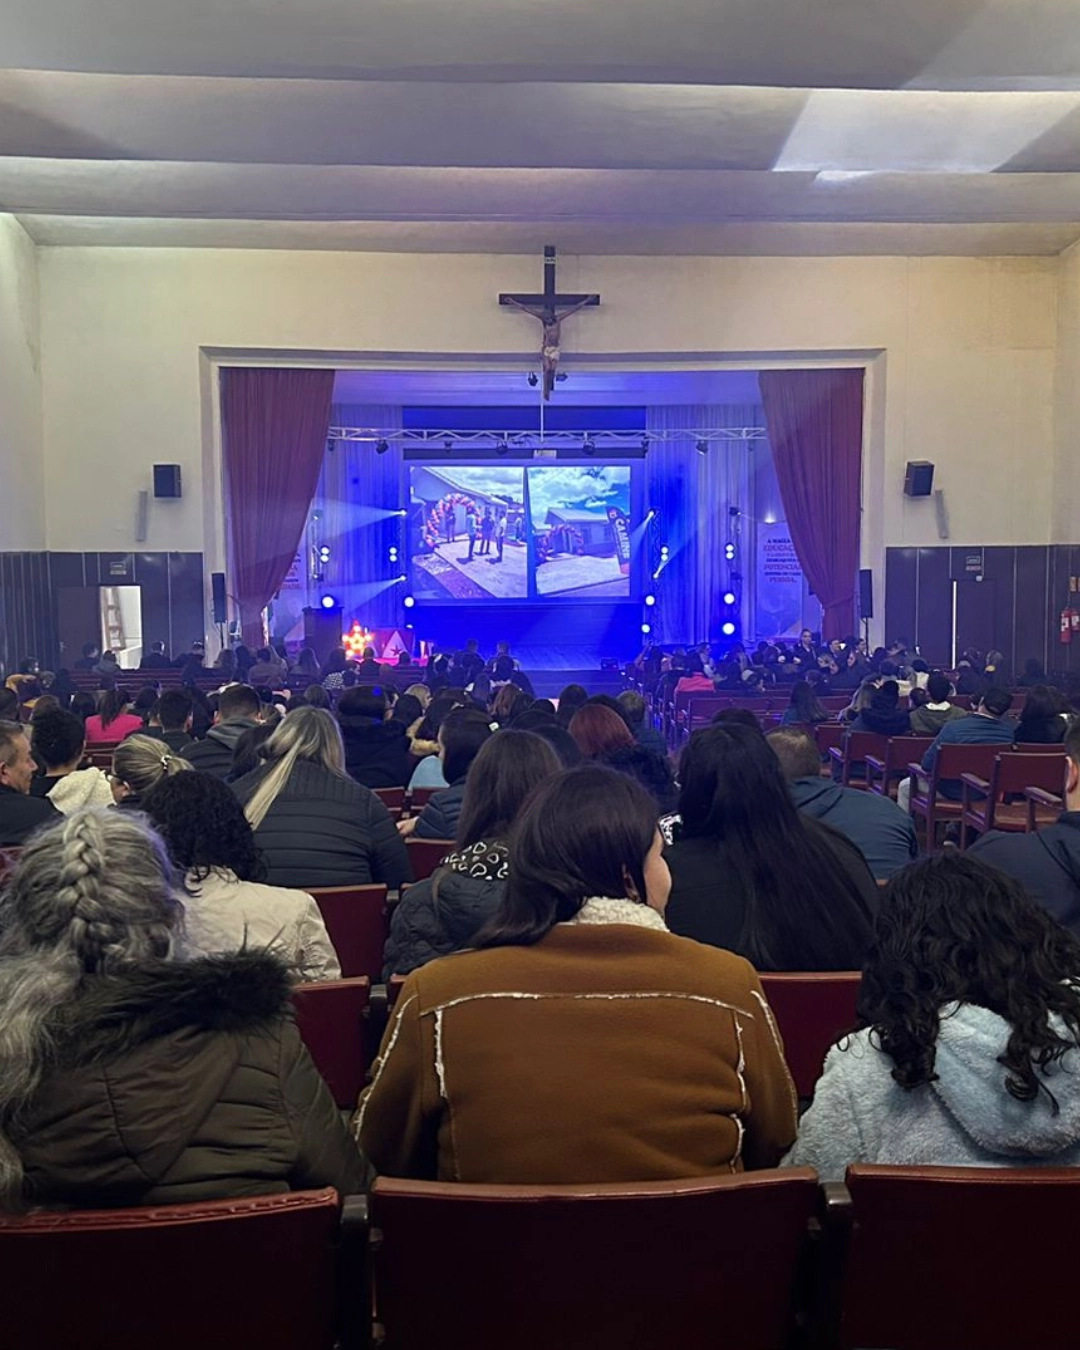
[0,807,371,1211]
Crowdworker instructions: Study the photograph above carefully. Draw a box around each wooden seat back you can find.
[307,885,389,981]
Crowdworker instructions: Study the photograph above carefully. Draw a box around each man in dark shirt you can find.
[74,642,99,671]
[140,640,172,670]
[0,721,61,846]
[970,721,1080,937]
[898,687,1016,810]
[141,689,195,754]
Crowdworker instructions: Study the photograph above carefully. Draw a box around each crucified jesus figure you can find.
[503,296,597,399]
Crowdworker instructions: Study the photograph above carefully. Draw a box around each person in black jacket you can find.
[185,685,263,778]
[337,686,412,789]
[233,706,410,890]
[406,707,495,841]
[384,729,561,977]
[969,720,1080,936]
[664,724,878,971]
[1015,684,1070,746]
[0,721,60,846]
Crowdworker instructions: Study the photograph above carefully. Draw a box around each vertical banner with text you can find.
[756,522,804,640]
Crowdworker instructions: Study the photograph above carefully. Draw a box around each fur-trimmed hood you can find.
[50,949,294,1064]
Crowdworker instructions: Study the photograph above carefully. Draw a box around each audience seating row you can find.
[2,1161,1074,1350]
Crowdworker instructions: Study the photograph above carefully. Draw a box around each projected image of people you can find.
[529,465,632,598]
[408,465,527,601]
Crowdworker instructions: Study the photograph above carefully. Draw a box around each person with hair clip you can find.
[108,734,193,811]
[383,729,562,978]
[786,853,1080,1181]
[143,773,339,983]
[359,765,796,1183]
[232,706,410,889]
[664,724,878,970]
[0,809,370,1210]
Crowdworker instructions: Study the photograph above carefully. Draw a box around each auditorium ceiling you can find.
[5,0,1080,254]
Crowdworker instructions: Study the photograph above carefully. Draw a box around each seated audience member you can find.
[527,721,583,768]
[28,695,61,721]
[0,721,61,845]
[145,773,339,982]
[353,646,382,683]
[389,691,425,737]
[226,723,275,783]
[142,688,195,753]
[838,677,879,726]
[954,658,988,700]
[846,679,911,738]
[404,708,494,841]
[139,640,172,670]
[899,687,1016,811]
[664,725,877,970]
[969,720,1080,936]
[68,690,97,724]
[0,689,18,723]
[1019,657,1049,688]
[320,646,350,690]
[74,642,100,671]
[491,684,531,727]
[384,730,562,977]
[569,703,636,760]
[184,684,263,778]
[83,688,143,745]
[94,649,121,679]
[781,680,829,727]
[337,686,411,789]
[29,709,114,813]
[511,706,557,732]
[171,639,205,670]
[567,702,674,809]
[673,664,714,696]
[213,647,238,680]
[359,766,796,1182]
[407,692,470,790]
[786,854,1080,1181]
[302,683,331,710]
[247,646,285,687]
[555,683,589,728]
[0,808,369,1208]
[404,682,431,711]
[1015,684,1070,745]
[293,647,321,680]
[768,728,917,882]
[908,671,966,736]
[132,685,160,723]
[233,707,410,889]
[454,639,485,686]
[109,735,192,811]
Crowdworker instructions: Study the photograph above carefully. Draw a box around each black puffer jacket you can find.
[339,720,412,789]
[413,779,467,840]
[232,759,411,889]
[12,951,372,1208]
[383,840,508,978]
[184,718,262,778]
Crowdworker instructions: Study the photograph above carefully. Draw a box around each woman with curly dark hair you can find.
[786,853,1080,1180]
[142,771,340,982]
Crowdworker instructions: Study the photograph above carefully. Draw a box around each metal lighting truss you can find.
[327,426,767,448]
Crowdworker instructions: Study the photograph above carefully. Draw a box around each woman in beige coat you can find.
[357,765,796,1184]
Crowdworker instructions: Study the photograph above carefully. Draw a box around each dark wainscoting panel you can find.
[0,552,205,675]
[885,545,1080,677]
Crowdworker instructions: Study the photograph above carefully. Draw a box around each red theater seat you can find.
[759,972,861,1099]
[405,837,454,881]
[292,977,371,1108]
[308,885,389,980]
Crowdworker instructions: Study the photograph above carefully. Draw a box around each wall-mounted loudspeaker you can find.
[903,460,935,497]
[153,464,182,499]
[858,568,874,620]
[211,572,227,625]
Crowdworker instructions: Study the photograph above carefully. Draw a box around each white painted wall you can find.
[0,216,44,550]
[35,249,1058,594]
[1054,239,1080,544]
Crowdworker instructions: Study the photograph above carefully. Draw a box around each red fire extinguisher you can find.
[1061,607,1079,643]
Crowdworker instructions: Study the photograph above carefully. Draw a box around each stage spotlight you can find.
[644,509,656,524]
[696,439,709,456]
[443,438,454,455]
[527,372,539,388]
[403,595,416,609]
[644,594,656,607]
[582,435,596,457]
[495,438,509,457]
[641,623,651,635]
[721,621,736,636]
[397,574,408,583]
[388,547,398,562]
[396,508,408,517]
[320,595,339,610]
[660,544,670,558]
[318,545,331,564]
[724,543,736,561]
[375,439,389,455]
[723,590,736,606]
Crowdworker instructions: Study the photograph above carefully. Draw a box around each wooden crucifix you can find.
[500,245,600,399]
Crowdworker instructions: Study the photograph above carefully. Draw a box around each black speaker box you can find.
[211,572,227,625]
[903,461,934,497]
[858,568,874,620]
[303,606,344,664]
[153,464,183,498]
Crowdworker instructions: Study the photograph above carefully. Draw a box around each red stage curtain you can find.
[221,368,335,647]
[758,369,864,641]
